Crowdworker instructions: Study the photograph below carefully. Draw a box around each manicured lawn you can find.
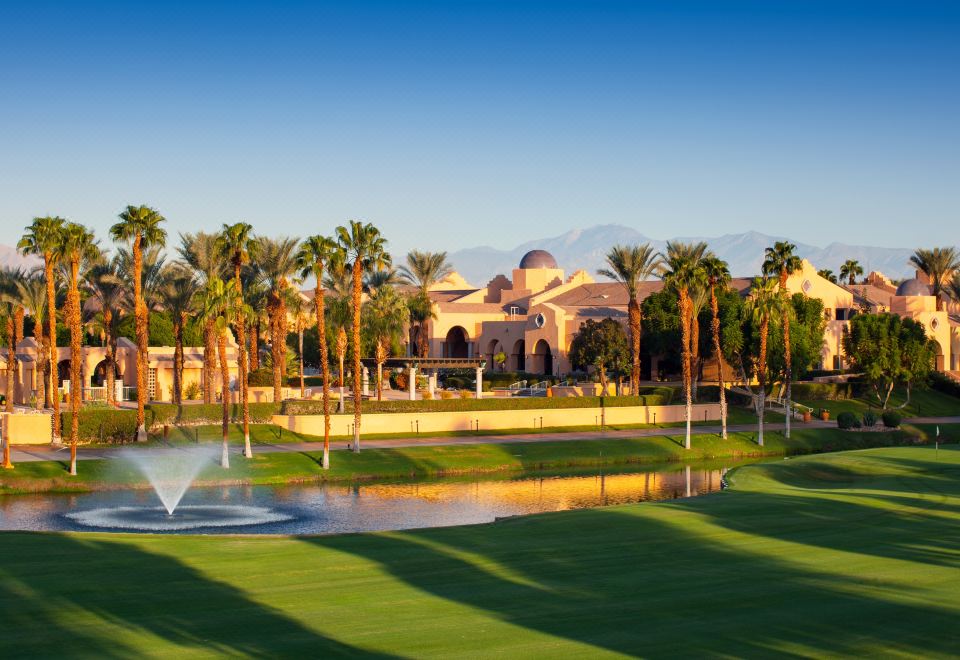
[2,445,959,656]
[797,386,960,418]
[0,426,942,494]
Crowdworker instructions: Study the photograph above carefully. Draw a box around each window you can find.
[509,306,519,319]
[148,368,157,400]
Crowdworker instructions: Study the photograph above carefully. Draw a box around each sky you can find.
[0,1,957,256]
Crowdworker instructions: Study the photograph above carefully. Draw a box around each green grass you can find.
[1,425,941,495]
[798,386,960,418]
[2,445,960,657]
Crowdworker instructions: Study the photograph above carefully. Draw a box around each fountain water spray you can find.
[121,446,219,514]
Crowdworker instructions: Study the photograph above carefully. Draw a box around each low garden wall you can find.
[274,402,720,437]
[6,412,53,445]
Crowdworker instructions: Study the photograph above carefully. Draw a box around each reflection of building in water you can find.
[330,467,725,512]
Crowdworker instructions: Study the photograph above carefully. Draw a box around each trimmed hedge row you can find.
[149,403,280,426]
[930,372,960,399]
[60,408,154,444]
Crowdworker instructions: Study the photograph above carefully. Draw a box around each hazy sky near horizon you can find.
[1,1,957,255]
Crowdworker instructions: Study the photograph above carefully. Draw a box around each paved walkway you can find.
[10,419,838,463]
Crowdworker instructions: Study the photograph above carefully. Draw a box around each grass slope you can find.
[797,386,960,418]
[0,426,935,494]
[2,445,959,657]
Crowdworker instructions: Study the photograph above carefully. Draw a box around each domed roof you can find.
[519,249,558,269]
[895,278,931,297]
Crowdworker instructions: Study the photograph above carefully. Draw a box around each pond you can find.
[0,459,761,535]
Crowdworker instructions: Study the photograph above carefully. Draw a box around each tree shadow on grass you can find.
[304,492,960,656]
[0,533,391,658]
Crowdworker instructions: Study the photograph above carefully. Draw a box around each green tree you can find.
[110,204,167,442]
[762,241,803,438]
[842,313,936,409]
[337,221,390,453]
[702,255,731,439]
[399,250,452,357]
[364,285,410,400]
[83,260,125,407]
[817,269,837,284]
[568,318,629,394]
[909,247,959,311]
[839,259,863,285]
[598,244,661,397]
[15,274,49,409]
[159,270,199,406]
[745,277,787,447]
[255,237,301,403]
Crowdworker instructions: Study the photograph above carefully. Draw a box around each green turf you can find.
[2,445,959,657]
[1,426,942,494]
[797,386,960,419]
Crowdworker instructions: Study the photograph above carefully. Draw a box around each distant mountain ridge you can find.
[448,225,922,286]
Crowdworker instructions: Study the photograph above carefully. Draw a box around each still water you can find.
[0,459,757,535]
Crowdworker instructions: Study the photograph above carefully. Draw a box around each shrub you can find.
[247,369,274,387]
[929,372,960,399]
[862,410,877,428]
[836,411,861,430]
[459,389,473,399]
[61,407,153,444]
[421,390,433,400]
[281,395,671,415]
[440,390,456,400]
[792,382,855,401]
[147,402,279,427]
[882,410,903,428]
[183,381,202,401]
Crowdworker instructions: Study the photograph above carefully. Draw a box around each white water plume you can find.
[121,446,220,514]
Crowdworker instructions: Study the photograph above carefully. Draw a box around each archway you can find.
[512,339,525,371]
[91,359,121,387]
[933,340,945,372]
[57,359,72,387]
[443,326,469,358]
[486,339,504,371]
[533,339,553,376]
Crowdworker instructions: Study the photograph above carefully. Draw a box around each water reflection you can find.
[0,460,751,536]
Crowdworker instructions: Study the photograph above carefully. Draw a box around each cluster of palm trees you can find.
[9,207,449,475]
[601,240,805,449]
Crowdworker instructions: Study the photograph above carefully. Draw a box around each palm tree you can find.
[159,269,199,405]
[337,221,390,452]
[256,237,301,403]
[839,259,863,285]
[947,272,960,308]
[0,270,25,469]
[16,274,49,409]
[59,222,98,474]
[701,255,731,439]
[762,241,803,439]
[364,284,409,400]
[244,281,269,372]
[84,260,125,407]
[660,241,708,450]
[110,205,166,442]
[399,250,452,357]
[335,326,348,414]
[177,231,227,403]
[217,223,258,458]
[817,269,837,284]
[910,247,960,311]
[18,216,66,443]
[365,267,403,293]
[745,277,785,447]
[296,235,340,470]
[598,244,661,396]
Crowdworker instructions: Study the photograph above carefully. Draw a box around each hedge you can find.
[148,403,280,426]
[930,372,960,399]
[791,382,857,401]
[60,408,153,444]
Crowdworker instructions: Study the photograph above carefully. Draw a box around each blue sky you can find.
[1,1,957,255]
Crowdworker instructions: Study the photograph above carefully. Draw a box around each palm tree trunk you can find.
[250,321,260,371]
[203,319,215,404]
[278,287,289,393]
[691,306,700,403]
[338,355,345,414]
[34,324,45,410]
[269,295,282,403]
[2,318,14,469]
[69,259,82,475]
[351,260,362,453]
[298,322,305,399]
[133,235,148,442]
[173,319,184,405]
[315,283,330,470]
[782,306,792,439]
[218,329,230,469]
[45,258,61,444]
[104,309,115,407]
[238,319,251,458]
[709,285,727,439]
[758,316,769,447]
[377,361,383,401]
[628,297,641,395]
[679,290,692,450]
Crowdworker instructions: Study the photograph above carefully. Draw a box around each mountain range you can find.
[448,225,923,286]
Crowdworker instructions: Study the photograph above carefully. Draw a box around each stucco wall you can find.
[274,402,720,437]
[6,412,53,445]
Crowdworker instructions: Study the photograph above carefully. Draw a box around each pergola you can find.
[359,357,488,399]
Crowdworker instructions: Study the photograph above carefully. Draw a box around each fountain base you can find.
[66,505,292,532]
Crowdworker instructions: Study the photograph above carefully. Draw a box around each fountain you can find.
[65,446,293,532]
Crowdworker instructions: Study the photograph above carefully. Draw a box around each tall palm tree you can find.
[661,241,708,450]
[177,231,227,403]
[365,266,403,293]
[364,284,410,400]
[839,259,863,285]
[256,237,301,403]
[947,272,960,308]
[598,244,661,396]
[217,222,258,458]
[59,222,99,474]
[337,221,390,452]
[745,277,785,447]
[0,270,24,468]
[16,274,49,409]
[910,247,959,311]
[159,269,199,405]
[762,241,803,439]
[18,216,66,443]
[817,269,837,284]
[701,255,731,439]
[244,281,269,372]
[296,235,340,470]
[84,260,125,407]
[110,205,166,442]
[399,250,452,357]
[335,326,348,414]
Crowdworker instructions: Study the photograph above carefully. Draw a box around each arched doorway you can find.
[91,359,121,387]
[486,339,504,371]
[533,339,553,376]
[443,326,469,358]
[512,339,525,371]
[934,340,945,372]
[57,360,72,387]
